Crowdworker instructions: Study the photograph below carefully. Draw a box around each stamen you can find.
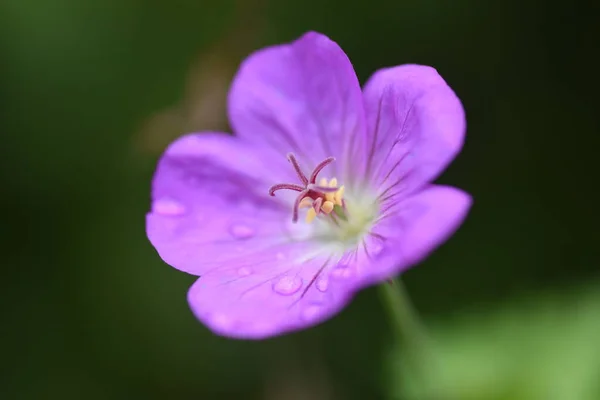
[268,154,345,224]
[309,157,335,184]
[321,201,334,214]
[306,207,317,223]
[299,197,313,208]
[287,153,309,185]
[269,183,305,196]
[334,186,345,206]
[313,198,323,214]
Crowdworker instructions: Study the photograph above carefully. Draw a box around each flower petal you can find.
[147,132,298,275]
[362,65,466,198]
[187,249,356,339]
[228,31,367,182]
[352,185,472,287]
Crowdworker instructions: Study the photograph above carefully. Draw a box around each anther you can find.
[306,207,317,223]
[334,186,345,206]
[299,197,313,208]
[321,201,334,214]
[313,198,323,214]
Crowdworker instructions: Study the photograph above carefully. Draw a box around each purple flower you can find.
[146,31,471,339]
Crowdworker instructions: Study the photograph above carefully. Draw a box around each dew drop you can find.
[370,241,384,256]
[237,267,252,277]
[153,198,186,216]
[331,264,352,279]
[316,277,329,292]
[302,304,323,321]
[273,276,303,295]
[229,224,255,239]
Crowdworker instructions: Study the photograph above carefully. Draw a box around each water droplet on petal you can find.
[273,276,303,295]
[316,277,329,292]
[237,267,252,276]
[153,198,186,216]
[370,241,384,257]
[331,264,352,279]
[302,304,323,321]
[229,224,255,239]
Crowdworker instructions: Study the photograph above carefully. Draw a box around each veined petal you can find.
[188,249,356,339]
[228,31,367,183]
[352,185,472,287]
[362,65,466,200]
[148,133,364,338]
[147,132,296,275]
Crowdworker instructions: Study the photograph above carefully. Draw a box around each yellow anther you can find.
[321,200,334,214]
[323,178,339,203]
[299,197,313,208]
[306,207,317,223]
[301,177,345,224]
[334,185,345,206]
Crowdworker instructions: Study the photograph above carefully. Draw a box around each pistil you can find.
[268,153,346,223]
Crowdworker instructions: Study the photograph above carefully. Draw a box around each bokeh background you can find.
[2,0,599,399]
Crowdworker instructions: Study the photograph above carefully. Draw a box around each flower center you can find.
[268,153,345,224]
[268,154,379,248]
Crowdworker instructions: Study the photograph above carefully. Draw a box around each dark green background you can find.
[2,0,598,399]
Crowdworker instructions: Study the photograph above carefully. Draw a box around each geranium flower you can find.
[146,31,471,339]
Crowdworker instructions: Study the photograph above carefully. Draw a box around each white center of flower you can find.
[268,153,379,252]
[310,183,379,248]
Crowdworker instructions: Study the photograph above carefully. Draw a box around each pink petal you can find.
[187,248,357,339]
[147,132,295,276]
[362,65,466,199]
[353,185,472,287]
[228,31,367,182]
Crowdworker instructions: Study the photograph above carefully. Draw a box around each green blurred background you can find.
[2,0,599,399]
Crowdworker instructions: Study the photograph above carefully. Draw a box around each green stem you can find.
[378,278,434,388]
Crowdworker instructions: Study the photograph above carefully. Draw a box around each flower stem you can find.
[378,278,435,390]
